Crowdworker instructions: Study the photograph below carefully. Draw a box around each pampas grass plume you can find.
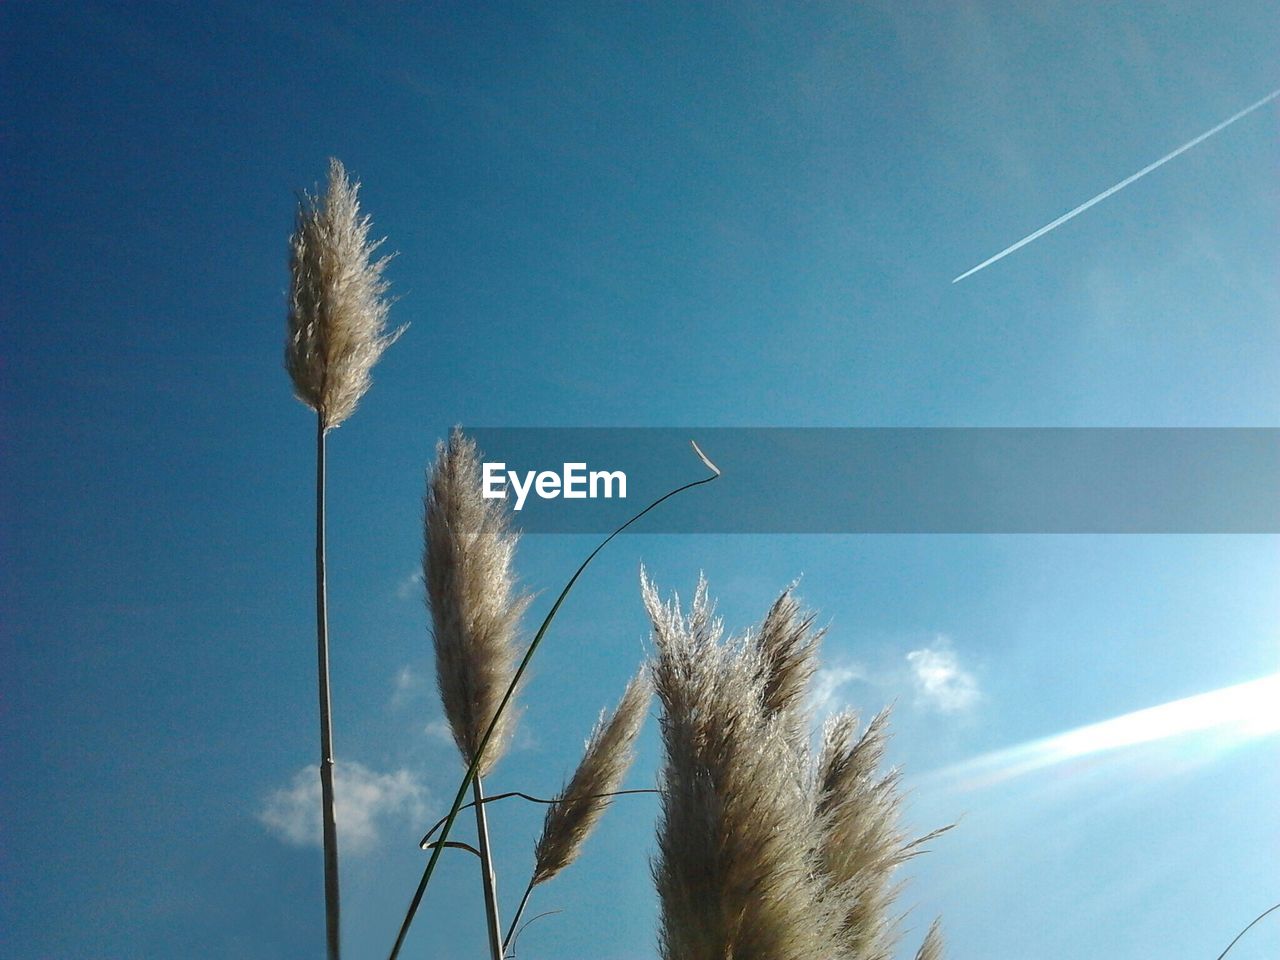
[914,919,945,960]
[817,706,949,960]
[286,158,403,430]
[751,586,822,749]
[424,429,531,777]
[532,669,653,886]
[645,572,949,960]
[644,571,843,960]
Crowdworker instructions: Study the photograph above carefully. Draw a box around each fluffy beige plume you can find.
[424,430,531,776]
[913,919,945,960]
[531,669,653,885]
[286,158,404,430]
[644,572,844,960]
[816,708,950,960]
[751,586,823,750]
[643,572,950,960]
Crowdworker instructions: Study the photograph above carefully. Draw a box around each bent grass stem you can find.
[418,789,660,848]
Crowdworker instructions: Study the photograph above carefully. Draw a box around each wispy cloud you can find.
[396,568,423,600]
[424,718,454,745]
[390,665,421,708]
[953,87,1280,283]
[906,638,980,713]
[808,661,868,717]
[259,761,429,854]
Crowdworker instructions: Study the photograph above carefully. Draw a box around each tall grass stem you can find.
[314,414,341,960]
[471,775,504,960]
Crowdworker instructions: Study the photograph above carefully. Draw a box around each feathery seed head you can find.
[817,707,892,812]
[913,919,945,960]
[750,586,823,751]
[532,668,653,886]
[424,429,530,777]
[817,706,941,960]
[644,572,844,960]
[286,158,403,430]
[643,572,951,960]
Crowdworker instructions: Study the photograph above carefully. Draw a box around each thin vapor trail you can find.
[953,87,1280,283]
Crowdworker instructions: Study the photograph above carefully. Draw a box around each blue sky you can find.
[3,3,1278,959]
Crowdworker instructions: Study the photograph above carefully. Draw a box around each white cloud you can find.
[424,718,454,745]
[259,761,429,854]
[513,721,539,752]
[808,662,868,717]
[906,638,980,713]
[390,665,422,707]
[396,569,423,600]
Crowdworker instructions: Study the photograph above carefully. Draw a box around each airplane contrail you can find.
[953,87,1280,283]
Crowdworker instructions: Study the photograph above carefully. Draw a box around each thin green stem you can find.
[1215,901,1280,960]
[315,414,341,960]
[386,447,719,960]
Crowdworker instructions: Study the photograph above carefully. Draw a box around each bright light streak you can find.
[952,87,1280,283]
[932,672,1280,791]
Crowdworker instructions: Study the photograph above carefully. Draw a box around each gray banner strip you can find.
[466,428,1280,533]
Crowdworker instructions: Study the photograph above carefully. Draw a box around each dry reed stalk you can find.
[471,774,503,960]
[284,158,400,960]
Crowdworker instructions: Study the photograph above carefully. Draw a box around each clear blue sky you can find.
[3,3,1277,959]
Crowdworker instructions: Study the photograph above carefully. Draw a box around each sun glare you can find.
[937,672,1280,791]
